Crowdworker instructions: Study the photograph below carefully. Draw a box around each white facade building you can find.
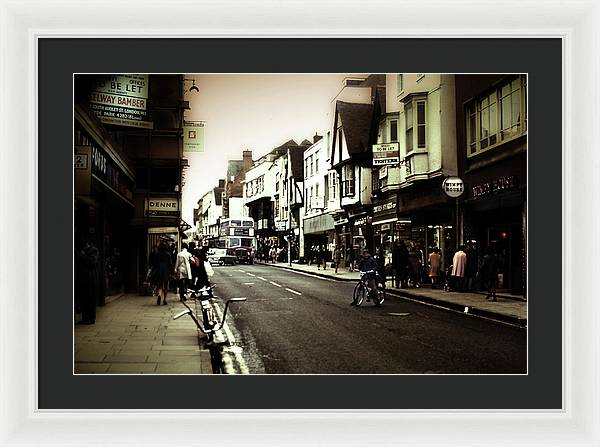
[199,185,223,241]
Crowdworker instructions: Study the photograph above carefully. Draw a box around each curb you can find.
[255,261,357,282]
[256,261,526,328]
[384,288,527,328]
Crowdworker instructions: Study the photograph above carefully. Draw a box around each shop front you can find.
[75,116,135,302]
[397,178,455,270]
[303,213,335,264]
[347,206,372,257]
[462,155,526,296]
[372,195,398,266]
[332,211,351,268]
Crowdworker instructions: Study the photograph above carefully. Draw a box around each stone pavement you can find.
[74,293,213,374]
[256,260,527,326]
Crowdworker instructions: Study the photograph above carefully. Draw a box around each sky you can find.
[180,74,360,223]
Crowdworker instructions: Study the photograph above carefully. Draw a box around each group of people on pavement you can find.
[391,241,428,289]
[306,244,332,270]
[357,239,499,302]
[451,243,499,301]
[148,242,213,306]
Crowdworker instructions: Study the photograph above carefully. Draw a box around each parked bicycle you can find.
[173,284,246,373]
[352,270,386,306]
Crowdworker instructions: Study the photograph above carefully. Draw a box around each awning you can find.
[372,216,397,226]
[303,213,335,234]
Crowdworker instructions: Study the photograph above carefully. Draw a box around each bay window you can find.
[342,164,355,197]
[405,99,426,153]
[466,75,527,156]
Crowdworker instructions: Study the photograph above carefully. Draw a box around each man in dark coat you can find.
[392,241,409,288]
[465,242,478,291]
[478,246,499,301]
[77,239,100,324]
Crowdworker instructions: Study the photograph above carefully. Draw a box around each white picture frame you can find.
[1,0,597,445]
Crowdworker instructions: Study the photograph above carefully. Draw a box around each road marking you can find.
[212,302,249,375]
[269,281,282,287]
[285,288,302,296]
[284,269,335,282]
[256,276,267,281]
[246,273,256,277]
[242,282,255,285]
[237,269,246,273]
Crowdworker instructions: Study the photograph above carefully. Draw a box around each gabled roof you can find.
[273,139,298,151]
[336,101,373,156]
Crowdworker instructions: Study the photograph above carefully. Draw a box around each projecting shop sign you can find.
[145,198,180,217]
[442,177,465,198]
[89,75,153,129]
[183,121,205,152]
[372,143,400,166]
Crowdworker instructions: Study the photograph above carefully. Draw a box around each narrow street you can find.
[212,264,527,374]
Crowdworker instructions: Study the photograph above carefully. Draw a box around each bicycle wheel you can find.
[352,282,366,306]
[373,286,386,306]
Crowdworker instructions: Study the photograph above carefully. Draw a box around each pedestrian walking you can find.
[174,243,192,302]
[407,243,422,288]
[154,243,173,305]
[321,245,328,270]
[478,246,499,301]
[465,241,478,291]
[392,241,409,288]
[375,247,387,287]
[77,239,100,325]
[346,245,356,272]
[316,245,323,270]
[452,245,467,292]
[428,247,441,288]
[332,246,342,273]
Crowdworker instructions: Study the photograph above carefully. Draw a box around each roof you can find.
[290,145,308,180]
[213,187,224,205]
[336,101,374,155]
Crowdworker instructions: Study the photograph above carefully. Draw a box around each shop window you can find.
[466,75,527,157]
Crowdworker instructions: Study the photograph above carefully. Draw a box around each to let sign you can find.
[372,143,400,166]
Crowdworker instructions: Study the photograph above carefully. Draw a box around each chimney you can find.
[218,179,225,188]
[242,150,253,172]
[313,133,323,144]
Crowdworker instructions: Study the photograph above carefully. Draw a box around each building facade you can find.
[370,73,458,269]
[75,74,188,298]
[455,74,527,295]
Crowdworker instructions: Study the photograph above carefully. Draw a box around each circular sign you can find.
[442,177,465,198]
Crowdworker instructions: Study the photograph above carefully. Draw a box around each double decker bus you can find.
[217,217,256,264]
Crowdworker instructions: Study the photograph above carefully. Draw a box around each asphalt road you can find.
[211,263,527,374]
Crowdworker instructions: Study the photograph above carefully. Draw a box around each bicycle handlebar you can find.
[173,297,247,335]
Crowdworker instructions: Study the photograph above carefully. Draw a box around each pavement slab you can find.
[74,293,213,374]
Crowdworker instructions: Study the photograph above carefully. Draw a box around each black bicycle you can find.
[173,285,246,373]
[352,270,386,306]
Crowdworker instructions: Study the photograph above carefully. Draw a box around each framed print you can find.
[1,0,599,446]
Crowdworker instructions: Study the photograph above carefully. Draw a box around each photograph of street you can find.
[74,73,527,374]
